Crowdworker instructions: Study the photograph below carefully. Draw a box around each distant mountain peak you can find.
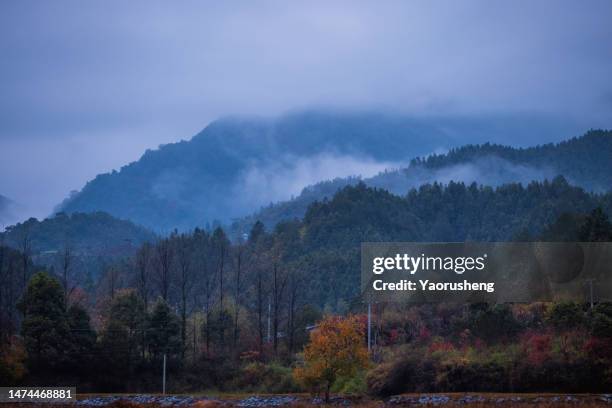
[58,110,591,231]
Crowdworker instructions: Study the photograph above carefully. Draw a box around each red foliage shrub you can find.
[428,340,455,353]
[584,337,612,361]
[521,331,552,366]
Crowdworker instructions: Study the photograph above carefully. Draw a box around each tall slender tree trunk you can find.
[288,286,297,354]
[205,278,211,355]
[256,271,263,353]
[233,249,242,348]
[218,244,225,344]
[193,313,197,363]
[181,283,187,359]
[272,262,281,353]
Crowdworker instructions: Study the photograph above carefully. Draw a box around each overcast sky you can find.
[1,0,611,222]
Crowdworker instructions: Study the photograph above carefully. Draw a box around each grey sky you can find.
[1,0,611,222]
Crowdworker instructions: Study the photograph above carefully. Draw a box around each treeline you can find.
[305,176,612,248]
[0,245,35,345]
[1,221,323,391]
[367,301,612,394]
[2,178,612,392]
[2,211,155,253]
[4,178,612,337]
[232,130,612,233]
[412,129,612,191]
[0,211,156,293]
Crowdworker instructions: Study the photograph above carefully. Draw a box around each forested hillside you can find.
[233,175,612,311]
[287,178,612,307]
[1,212,156,289]
[0,245,47,347]
[58,111,580,231]
[2,212,155,255]
[104,179,612,312]
[3,178,611,392]
[413,129,612,190]
[233,130,612,235]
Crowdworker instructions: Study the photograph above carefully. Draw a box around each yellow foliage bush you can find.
[294,315,369,401]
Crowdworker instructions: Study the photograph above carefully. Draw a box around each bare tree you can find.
[176,234,193,359]
[271,258,287,354]
[105,265,121,300]
[134,242,152,360]
[286,266,305,354]
[255,262,265,352]
[233,243,244,348]
[212,228,228,344]
[59,242,74,309]
[246,221,267,353]
[203,274,212,354]
[218,241,225,312]
[249,247,268,353]
[19,228,31,289]
[6,257,18,340]
[194,229,214,355]
[192,312,198,363]
[135,242,152,308]
[155,237,174,302]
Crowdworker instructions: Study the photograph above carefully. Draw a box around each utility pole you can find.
[162,353,167,395]
[586,278,596,309]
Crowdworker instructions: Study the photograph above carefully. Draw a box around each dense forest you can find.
[2,212,155,254]
[0,212,156,291]
[413,129,612,190]
[233,130,612,235]
[2,177,612,393]
[234,177,612,306]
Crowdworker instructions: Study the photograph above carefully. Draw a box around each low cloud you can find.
[368,156,557,195]
[421,157,556,187]
[234,153,403,214]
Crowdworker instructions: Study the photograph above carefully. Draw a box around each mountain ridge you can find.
[59,110,585,231]
[264,178,612,307]
[231,129,612,236]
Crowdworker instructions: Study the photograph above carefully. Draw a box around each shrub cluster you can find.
[366,302,612,396]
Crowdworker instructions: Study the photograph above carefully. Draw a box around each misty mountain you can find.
[58,110,582,231]
[232,130,612,235]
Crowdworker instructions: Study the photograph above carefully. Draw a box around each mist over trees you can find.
[57,112,595,232]
[232,130,612,235]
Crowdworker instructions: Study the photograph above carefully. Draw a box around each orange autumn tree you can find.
[294,315,369,402]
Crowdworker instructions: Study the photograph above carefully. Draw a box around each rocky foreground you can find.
[2,394,612,408]
[38,394,612,407]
